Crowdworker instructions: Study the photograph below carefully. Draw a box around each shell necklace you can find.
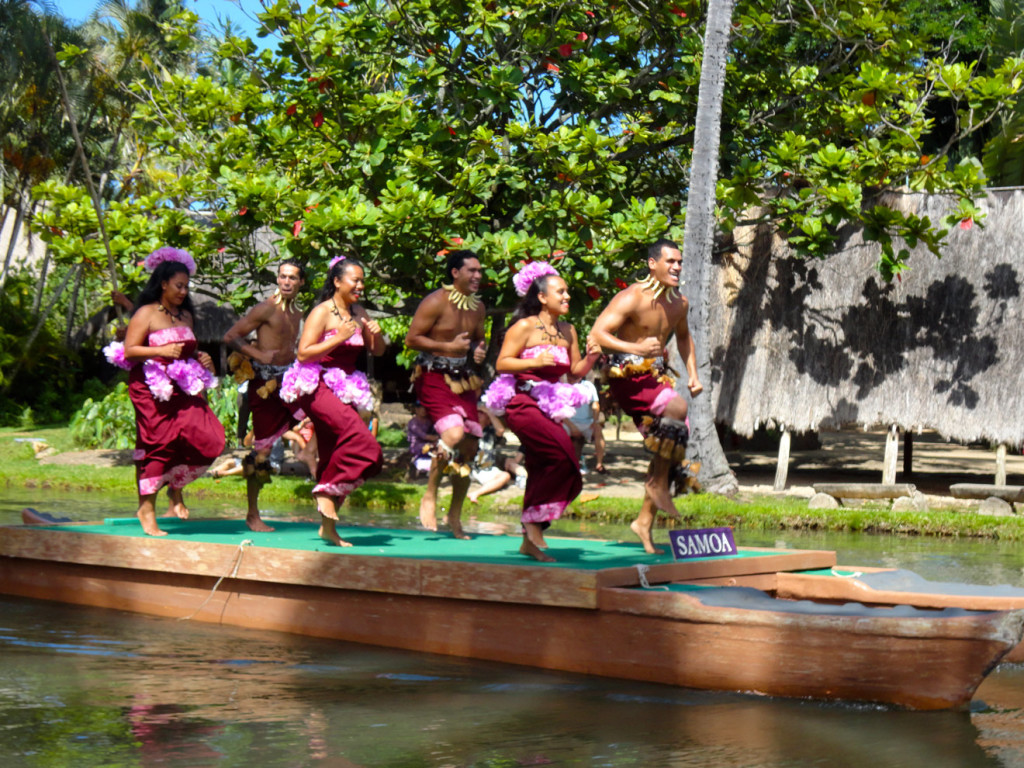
[158,303,185,322]
[639,274,681,301]
[272,289,298,312]
[535,317,563,345]
[443,284,480,311]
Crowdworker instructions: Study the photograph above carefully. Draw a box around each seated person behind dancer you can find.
[284,417,318,477]
[486,261,600,562]
[405,402,438,479]
[590,238,702,554]
[563,374,606,474]
[285,255,385,546]
[223,260,306,532]
[114,247,226,536]
[404,250,487,539]
[466,404,516,504]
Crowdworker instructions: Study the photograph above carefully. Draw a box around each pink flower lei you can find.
[513,260,559,297]
[483,374,516,415]
[102,341,132,370]
[144,247,196,274]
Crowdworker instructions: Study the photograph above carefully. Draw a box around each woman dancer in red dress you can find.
[119,248,225,536]
[283,257,385,546]
[487,262,600,561]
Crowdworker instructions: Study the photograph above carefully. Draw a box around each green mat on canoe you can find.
[30,517,760,570]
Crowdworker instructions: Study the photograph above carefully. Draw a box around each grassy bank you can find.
[4,425,1024,540]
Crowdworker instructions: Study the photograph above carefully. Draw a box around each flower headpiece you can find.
[513,260,558,297]
[329,254,346,269]
[144,246,196,274]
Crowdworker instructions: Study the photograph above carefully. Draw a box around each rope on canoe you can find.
[178,538,254,621]
[635,564,668,590]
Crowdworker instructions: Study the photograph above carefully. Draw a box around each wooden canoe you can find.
[1,512,1021,710]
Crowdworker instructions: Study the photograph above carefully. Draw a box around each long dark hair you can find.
[316,257,366,304]
[508,273,560,328]
[134,261,196,316]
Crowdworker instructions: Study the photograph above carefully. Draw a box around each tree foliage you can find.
[23,0,1021,321]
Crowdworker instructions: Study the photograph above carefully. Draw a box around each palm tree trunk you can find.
[65,264,84,348]
[40,27,120,295]
[33,246,52,315]
[679,0,738,495]
[0,194,27,290]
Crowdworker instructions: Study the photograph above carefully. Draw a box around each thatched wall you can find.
[710,189,1024,447]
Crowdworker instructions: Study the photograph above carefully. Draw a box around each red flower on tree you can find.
[587,286,601,300]
[614,278,628,289]
[312,111,324,128]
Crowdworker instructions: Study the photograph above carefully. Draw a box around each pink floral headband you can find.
[144,246,196,274]
[513,260,558,297]
[329,255,346,269]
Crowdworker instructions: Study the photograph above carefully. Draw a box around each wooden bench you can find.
[812,483,916,500]
[949,484,1024,503]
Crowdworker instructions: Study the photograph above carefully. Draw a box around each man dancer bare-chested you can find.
[405,250,487,539]
[590,239,703,553]
[223,260,306,532]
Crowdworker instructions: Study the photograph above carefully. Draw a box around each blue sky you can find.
[51,0,266,39]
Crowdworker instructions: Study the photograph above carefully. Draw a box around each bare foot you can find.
[520,538,556,562]
[167,487,190,519]
[246,513,274,533]
[524,523,548,549]
[138,509,168,537]
[418,492,438,531]
[449,523,471,540]
[644,475,680,520]
[316,498,339,521]
[630,518,663,555]
[318,523,352,547]
[468,494,479,504]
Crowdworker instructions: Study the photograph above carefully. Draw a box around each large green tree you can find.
[27,0,1024,481]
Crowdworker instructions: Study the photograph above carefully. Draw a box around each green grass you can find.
[4,424,1024,540]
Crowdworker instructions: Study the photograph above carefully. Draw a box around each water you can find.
[5,494,1024,766]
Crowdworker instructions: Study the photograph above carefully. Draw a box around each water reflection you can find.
[3,596,1022,767]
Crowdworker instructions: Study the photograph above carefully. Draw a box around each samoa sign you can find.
[668,527,738,560]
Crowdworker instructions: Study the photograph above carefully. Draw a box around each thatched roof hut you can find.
[710,189,1024,449]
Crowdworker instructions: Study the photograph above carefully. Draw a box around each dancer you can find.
[114,247,226,536]
[282,256,385,546]
[404,250,487,539]
[590,238,702,553]
[486,261,599,562]
[223,260,306,531]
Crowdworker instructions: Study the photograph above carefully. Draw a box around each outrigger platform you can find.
[1,512,1022,711]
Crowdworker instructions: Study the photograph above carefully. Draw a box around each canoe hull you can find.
[0,554,1018,711]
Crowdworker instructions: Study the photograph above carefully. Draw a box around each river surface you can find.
[4,491,1024,767]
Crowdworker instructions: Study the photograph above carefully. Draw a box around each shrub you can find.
[70,381,135,449]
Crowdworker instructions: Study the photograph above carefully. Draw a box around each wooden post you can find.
[903,432,914,478]
[774,429,791,491]
[882,425,899,485]
[996,444,1008,487]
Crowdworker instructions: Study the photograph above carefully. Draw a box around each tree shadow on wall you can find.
[778,266,1015,408]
